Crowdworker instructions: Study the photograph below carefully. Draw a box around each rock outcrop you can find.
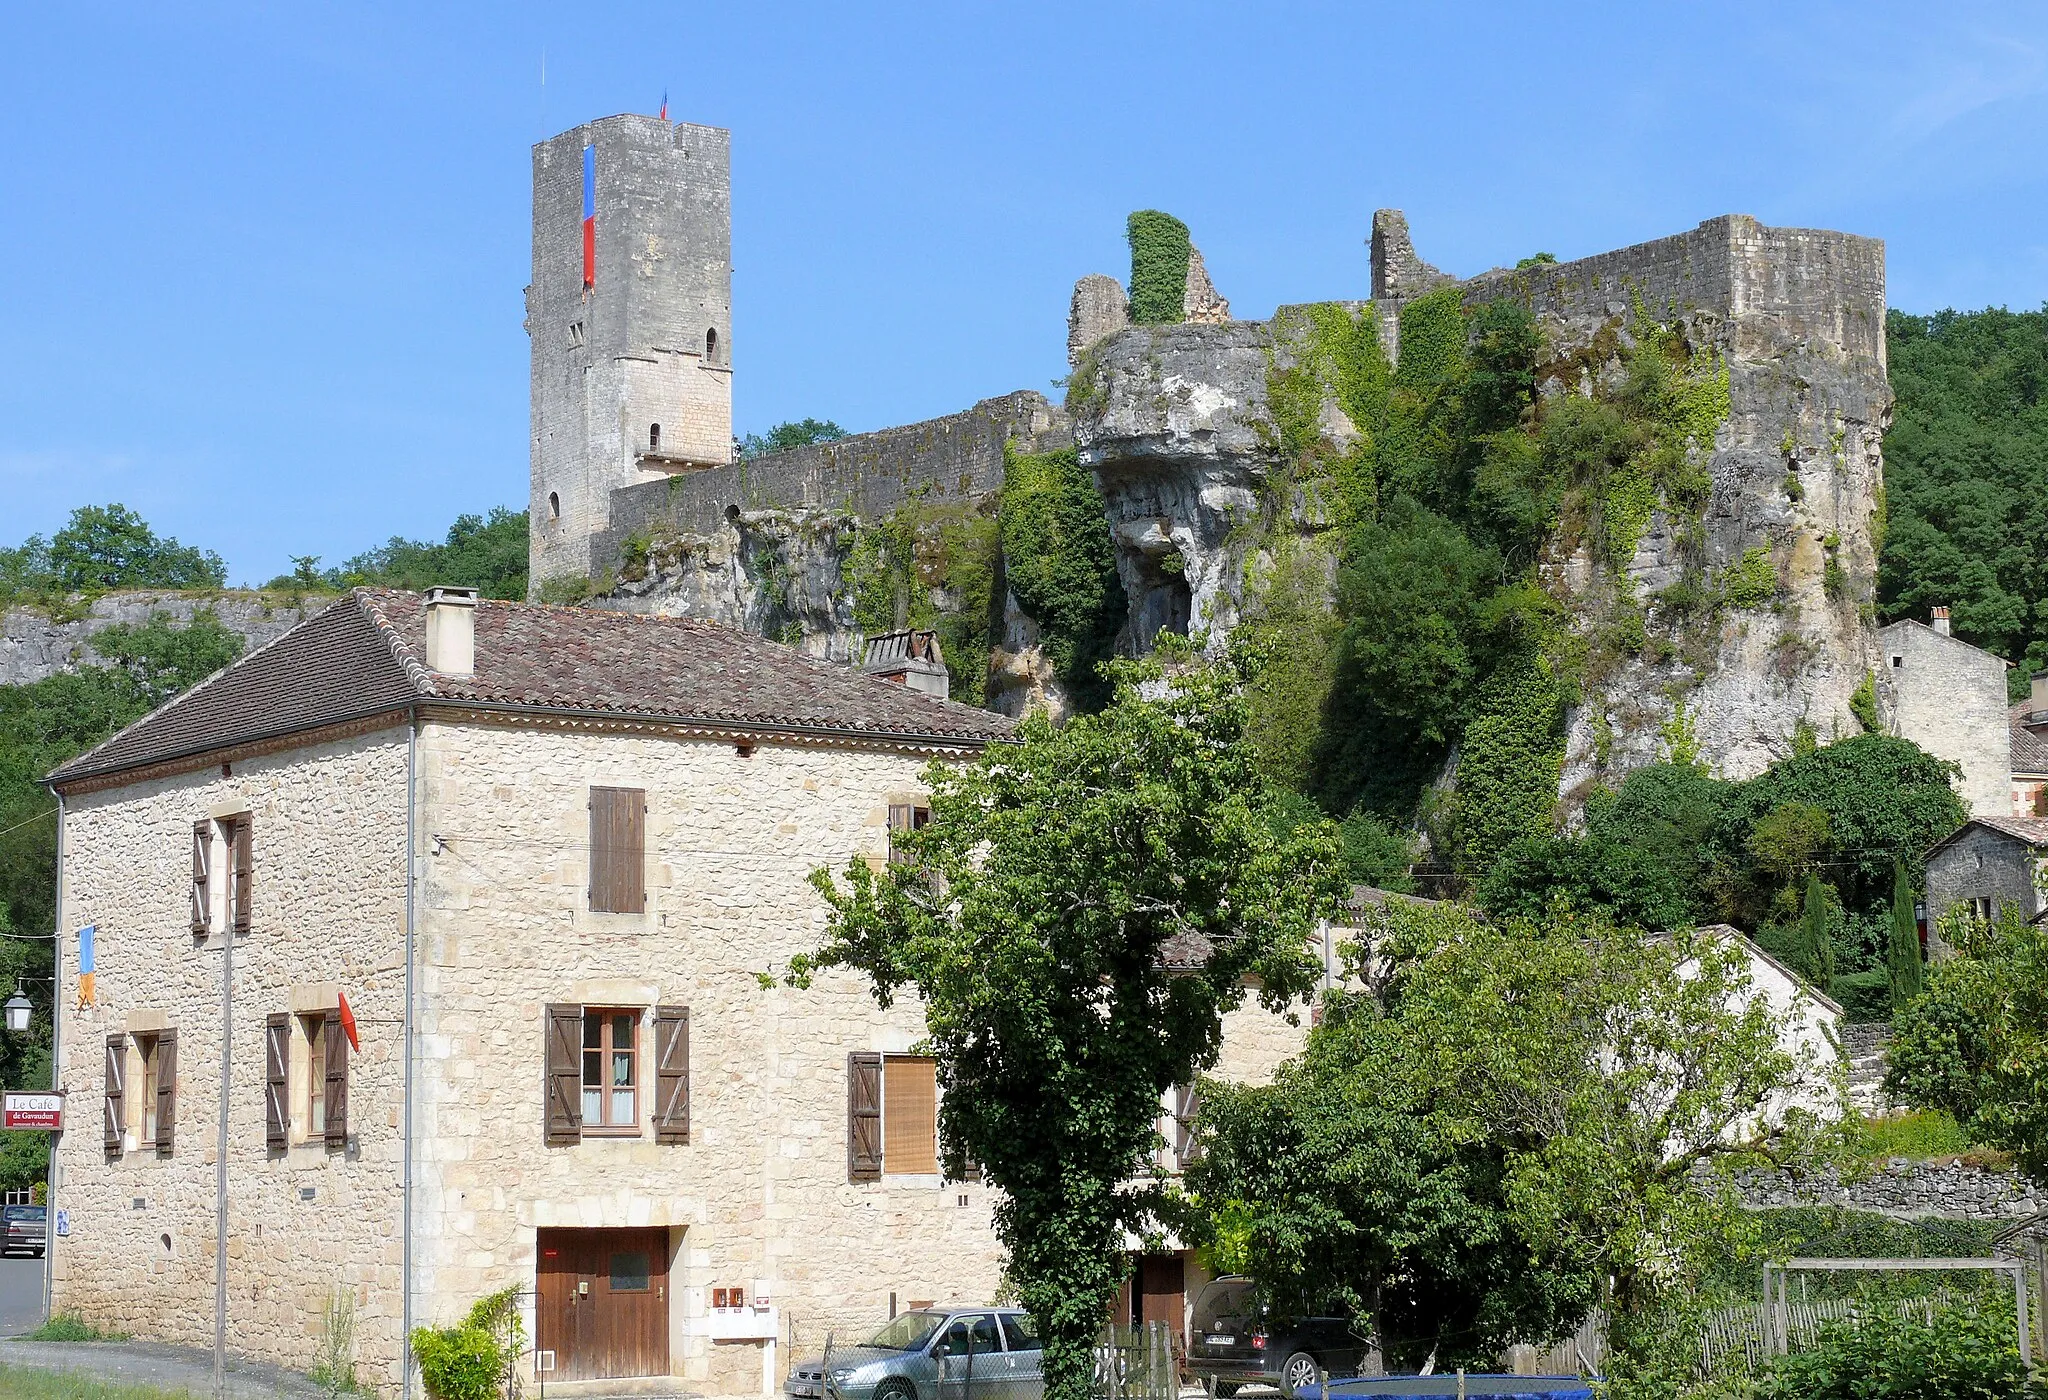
[1,590,333,688]
[1073,212,1892,797]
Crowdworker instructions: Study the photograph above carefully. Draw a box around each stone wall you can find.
[1733,1161,2043,1223]
[52,726,413,1391]
[0,591,334,688]
[1925,822,2046,927]
[1878,620,2012,817]
[594,391,1069,563]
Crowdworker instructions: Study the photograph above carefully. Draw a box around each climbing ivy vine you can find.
[844,499,1000,707]
[998,445,1126,711]
[1126,211,1192,325]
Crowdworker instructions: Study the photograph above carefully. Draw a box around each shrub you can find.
[1755,1296,2040,1398]
[412,1286,524,1400]
[23,1312,129,1342]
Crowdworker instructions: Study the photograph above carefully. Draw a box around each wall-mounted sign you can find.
[2,1092,62,1131]
[54,1209,68,1237]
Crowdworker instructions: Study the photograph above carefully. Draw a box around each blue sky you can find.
[4,2,2047,584]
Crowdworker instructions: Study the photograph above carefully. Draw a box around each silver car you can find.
[786,1308,1044,1400]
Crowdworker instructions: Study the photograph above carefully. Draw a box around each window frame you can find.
[887,803,931,867]
[880,1052,939,1178]
[137,1035,160,1146]
[298,1013,329,1143]
[580,1006,642,1136]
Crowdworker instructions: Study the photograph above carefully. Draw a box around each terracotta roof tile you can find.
[50,589,1011,786]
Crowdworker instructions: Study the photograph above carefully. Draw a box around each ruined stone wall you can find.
[1,591,334,688]
[52,727,413,1392]
[595,392,1069,563]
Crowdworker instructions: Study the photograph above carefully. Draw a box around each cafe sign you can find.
[3,1092,63,1131]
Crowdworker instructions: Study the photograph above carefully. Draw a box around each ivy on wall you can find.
[844,499,1000,707]
[1126,211,1192,326]
[998,445,1126,711]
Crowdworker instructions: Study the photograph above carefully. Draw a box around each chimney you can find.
[1930,606,1951,637]
[423,587,479,677]
[861,629,948,701]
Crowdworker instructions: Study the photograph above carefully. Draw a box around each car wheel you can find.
[1278,1352,1320,1400]
[874,1380,916,1400]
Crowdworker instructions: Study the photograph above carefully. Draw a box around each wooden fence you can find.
[1094,1321,1178,1400]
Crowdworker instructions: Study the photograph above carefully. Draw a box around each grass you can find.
[1839,1109,2008,1167]
[0,1363,197,1399]
[19,1314,131,1343]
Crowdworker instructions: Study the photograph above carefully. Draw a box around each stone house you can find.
[2015,674,2048,819]
[44,587,1318,1398]
[1923,815,2048,933]
[1877,610,2012,818]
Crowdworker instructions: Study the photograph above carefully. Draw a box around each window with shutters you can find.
[301,1014,329,1140]
[582,1008,640,1133]
[848,1052,940,1180]
[221,815,253,934]
[588,787,647,913]
[284,1011,348,1150]
[190,821,213,936]
[1162,1083,1201,1172]
[264,1014,290,1151]
[887,803,930,866]
[138,1036,160,1145]
[104,1034,126,1155]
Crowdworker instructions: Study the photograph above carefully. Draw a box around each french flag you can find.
[581,144,595,289]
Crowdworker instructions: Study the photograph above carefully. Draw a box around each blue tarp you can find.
[1305,1378,1596,1400]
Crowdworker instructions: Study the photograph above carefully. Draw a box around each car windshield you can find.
[2,1206,43,1223]
[862,1312,946,1352]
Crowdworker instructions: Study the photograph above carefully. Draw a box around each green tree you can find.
[6,504,229,595]
[310,507,529,600]
[1186,901,1826,1371]
[794,641,1347,1400]
[1888,860,1925,1008]
[1881,308,2048,700]
[735,418,850,460]
[997,445,1126,709]
[1888,906,2048,1183]
[1800,873,1836,988]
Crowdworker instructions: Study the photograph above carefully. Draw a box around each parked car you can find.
[786,1307,1043,1400]
[1187,1276,1370,1399]
[1,1204,46,1258]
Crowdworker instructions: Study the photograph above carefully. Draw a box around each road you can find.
[0,1252,45,1335]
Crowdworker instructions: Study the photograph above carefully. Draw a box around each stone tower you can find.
[527,114,733,593]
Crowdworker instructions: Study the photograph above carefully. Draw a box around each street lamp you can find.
[3,985,31,1034]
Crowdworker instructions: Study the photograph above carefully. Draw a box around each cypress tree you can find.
[1887,859,1924,1008]
[1801,873,1835,988]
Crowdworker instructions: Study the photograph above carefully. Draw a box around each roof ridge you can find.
[350,588,439,698]
[46,597,341,777]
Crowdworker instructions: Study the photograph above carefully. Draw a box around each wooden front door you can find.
[1138,1254,1186,1347]
[536,1227,670,1381]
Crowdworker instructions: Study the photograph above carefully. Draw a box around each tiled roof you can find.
[50,589,1011,787]
[1927,813,2048,856]
[2015,704,2048,776]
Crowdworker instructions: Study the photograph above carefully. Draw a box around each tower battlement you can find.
[527,114,733,592]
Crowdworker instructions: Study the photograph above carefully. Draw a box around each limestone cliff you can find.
[1070,213,1891,800]
[1,590,334,688]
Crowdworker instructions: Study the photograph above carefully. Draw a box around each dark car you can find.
[1187,1277,1369,1399]
[2,1205,46,1258]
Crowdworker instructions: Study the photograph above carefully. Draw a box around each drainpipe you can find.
[403,711,419,1399]
[44,792,63,1327]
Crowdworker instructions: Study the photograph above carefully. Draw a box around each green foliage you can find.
[845,501,1001,705]
[300,507,529,601]
[1451,652,1567,860]
[1837,1109,1978,1165]
[1264,303,1391,527]
[1799,873,1836,987]
[736,418,849,460]
[1125,211,1191,325]
[1718,547,1779,609]
[1849,671,1880,733]
[0,1364,191,1400]
[1888,906,2048,1184]
[1337,810,1419,892]
[1236,544,1341,791]
[1,504,227,601]
[22,1313,130,1342]
[1888,861,1925,1008]
[1755,1295,2042,1400]
[1185,902,1824,1370]
[997,446,1126,710]
[796,641,1347,1400]
[1880,308,2048,697]
[411,1286,525,1400]
[1478,737,1967,968]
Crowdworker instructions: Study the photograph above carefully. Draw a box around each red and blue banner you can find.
[581,144,596,289]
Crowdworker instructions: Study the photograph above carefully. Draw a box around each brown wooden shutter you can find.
[653,1005,690,1145]
[230,817,253,934]
[1174,1084,1202,1168]
[264,1013,289,1149]
[883,1056,939,1175]
[544,1004,584,1145]
[848,1051,883,1181]
[103,1035,125,1152]
[190,821,212,935]
[155,1030,177,1154]
[588,787,646,913]
[323,1013,348,1149]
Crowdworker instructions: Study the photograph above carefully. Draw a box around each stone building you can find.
[1923,815,2048,932]
[529,115,734,592]
[2015,673,2048,819]
[44,588,1316,1397]
[1877,609,2012,817]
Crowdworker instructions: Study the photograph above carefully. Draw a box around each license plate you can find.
[1206,1335,1235,1346]
[789,1387,820,1398]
